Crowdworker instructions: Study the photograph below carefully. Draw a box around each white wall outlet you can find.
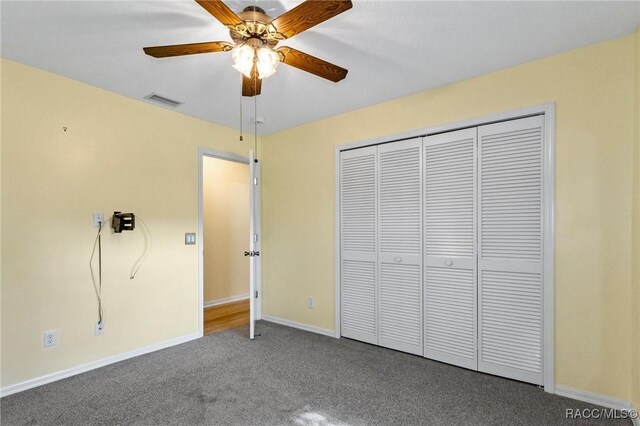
[93,212,105,228]
[94,321,105,336]
[43,330,57,348]
[307,296,315,309]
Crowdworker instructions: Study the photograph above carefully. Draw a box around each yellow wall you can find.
[203,157,249,303]
[0,59,253,388]
[633,26,640,411]
[2,32,639,404]
[261,34,637,401]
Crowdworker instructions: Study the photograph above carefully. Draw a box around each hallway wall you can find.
[203,157,250,304]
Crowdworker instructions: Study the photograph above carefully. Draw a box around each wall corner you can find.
[631,24,640,413]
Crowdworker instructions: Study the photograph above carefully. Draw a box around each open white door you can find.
[248,150,258,339]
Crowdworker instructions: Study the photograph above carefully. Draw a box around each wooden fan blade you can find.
[278,47,347,82]
[269,0,352,39]
[143,41,233,58]
[195,0,243,28]
[242,66,262,97]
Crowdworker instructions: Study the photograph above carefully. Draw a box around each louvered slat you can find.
[479,270,543,375]
[341,260,377,340]
[424,266,475,364]
[423,128,477,369]
[480,119,542,261]
[425,133,475,257]
[379,144,422,255]
[340,147,377,344]
[377,139,422,355]
[341,153,376,253]
[378,262,421,353]
[478,116,544,385]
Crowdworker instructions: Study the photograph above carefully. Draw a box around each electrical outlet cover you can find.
[93,212,105,228]
[307,297,315,309]
[94,321,105,336]
[43,330,57,348]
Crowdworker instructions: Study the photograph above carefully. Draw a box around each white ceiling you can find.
[2,1,639,135]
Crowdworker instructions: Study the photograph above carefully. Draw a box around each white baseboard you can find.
[261,315,336,338]
[203,294,249,309]
[0,332,201,398]
[556,385,639,423]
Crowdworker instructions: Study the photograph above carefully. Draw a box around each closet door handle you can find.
[394,256,403,263]
[445,259,453,267]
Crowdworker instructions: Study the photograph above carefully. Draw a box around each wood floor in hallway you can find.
[203,299,249,336]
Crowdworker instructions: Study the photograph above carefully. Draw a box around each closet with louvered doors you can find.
[338,114,547,387]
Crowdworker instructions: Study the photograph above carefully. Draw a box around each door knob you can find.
[445,259,453,266]
[394,256,403,263]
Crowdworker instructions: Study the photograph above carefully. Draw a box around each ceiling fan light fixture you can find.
[143,0,352,96]
[256,46,280,79]
[231,44,255,78]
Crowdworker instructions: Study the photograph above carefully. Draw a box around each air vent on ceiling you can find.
[144,93,183,108]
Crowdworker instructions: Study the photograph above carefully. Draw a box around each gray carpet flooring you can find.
[0,321,632,425]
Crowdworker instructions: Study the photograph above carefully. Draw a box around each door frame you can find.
[334,103,555,393]
[197,147,262,337]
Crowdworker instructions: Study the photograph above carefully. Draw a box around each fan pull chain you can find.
[254,79,258,162]
[239,76,244,142]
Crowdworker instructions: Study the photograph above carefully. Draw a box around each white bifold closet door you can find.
[477,116,545,385]
[340,146,378,344]
[423,128,478,370]
[340,115,546,386]
[377,139,423,355]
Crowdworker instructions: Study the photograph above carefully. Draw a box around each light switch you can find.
[185,233,196,245]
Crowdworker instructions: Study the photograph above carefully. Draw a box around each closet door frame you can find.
[335,103,555,393]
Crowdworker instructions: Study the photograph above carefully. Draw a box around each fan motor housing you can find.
[230,6,279,47]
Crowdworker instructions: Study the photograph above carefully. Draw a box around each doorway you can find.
[197,148,260,338]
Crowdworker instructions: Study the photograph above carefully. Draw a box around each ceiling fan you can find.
[143,0,352,97]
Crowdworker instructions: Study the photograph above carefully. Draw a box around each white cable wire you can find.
[89,217,111,324]
[89,214,152,328]
[129,216,152,279]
